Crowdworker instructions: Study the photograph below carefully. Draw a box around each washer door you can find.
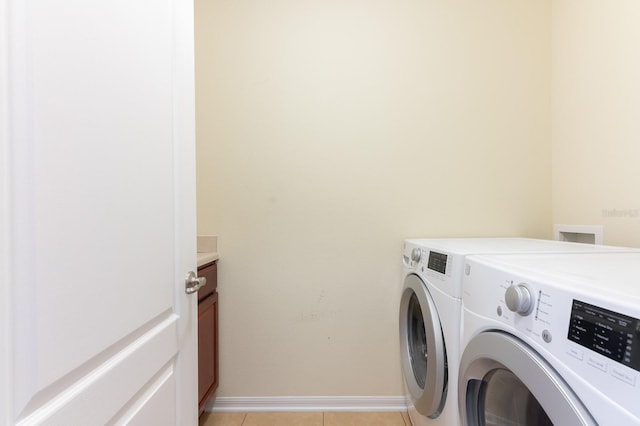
[399,274,448,418]
[458,332,596,426]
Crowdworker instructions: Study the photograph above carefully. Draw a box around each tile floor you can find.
[199,411,412,426]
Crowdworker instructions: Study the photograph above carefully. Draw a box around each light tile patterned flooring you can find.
[199,411,412,426]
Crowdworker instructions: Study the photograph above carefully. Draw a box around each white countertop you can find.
[197,235,219,267]
[197,251,219,267]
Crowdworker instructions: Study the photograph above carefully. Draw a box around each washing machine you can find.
[399,238,637,426]
[459,252,640,425]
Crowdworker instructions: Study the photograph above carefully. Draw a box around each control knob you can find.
[505,284,534,316]
[411,248,422,262]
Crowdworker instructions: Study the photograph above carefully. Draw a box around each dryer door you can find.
[458,332,596,426]
[399,274,448,418]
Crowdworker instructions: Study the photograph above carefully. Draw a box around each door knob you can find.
[185,271,206,294]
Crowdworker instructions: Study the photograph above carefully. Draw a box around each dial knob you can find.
[411,248,422,262]
[505,284,534,316]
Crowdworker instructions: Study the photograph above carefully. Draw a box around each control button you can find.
[567,346,584,361]
[465,264,471,276]
[505,283,534,316]
[497,306,503,317]
[612,366,637,386]
[542,330,552,343]
[587,356,607,372]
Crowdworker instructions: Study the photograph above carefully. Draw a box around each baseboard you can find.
[206,396,408,413]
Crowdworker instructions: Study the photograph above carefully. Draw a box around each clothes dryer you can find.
[400,238,636,426]
[459,253,640,425]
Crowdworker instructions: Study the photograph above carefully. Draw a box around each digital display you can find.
[568,300,640,372]
[427,251,447,274]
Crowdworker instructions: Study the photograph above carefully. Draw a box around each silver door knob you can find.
[185,271,207,294]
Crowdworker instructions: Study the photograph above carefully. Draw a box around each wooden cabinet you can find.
[197,261,218,414]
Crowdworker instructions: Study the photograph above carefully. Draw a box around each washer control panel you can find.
[402,241,464,298]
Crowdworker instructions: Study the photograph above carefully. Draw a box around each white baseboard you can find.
[206,396,408,413]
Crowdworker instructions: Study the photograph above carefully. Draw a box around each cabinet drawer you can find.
[197,261,217,301]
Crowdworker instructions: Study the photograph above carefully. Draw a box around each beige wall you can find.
[552,0,640,247]
[195,0,551,397]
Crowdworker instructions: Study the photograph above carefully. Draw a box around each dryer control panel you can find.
[568,299,640,373]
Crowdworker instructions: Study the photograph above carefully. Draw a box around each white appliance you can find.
[400,238,637,426]
[459,253,640,425]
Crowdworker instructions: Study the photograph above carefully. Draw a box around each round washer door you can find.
[399,274,448,418]
[458,332,596,426]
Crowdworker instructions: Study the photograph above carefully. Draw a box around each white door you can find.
[0,0,198,425]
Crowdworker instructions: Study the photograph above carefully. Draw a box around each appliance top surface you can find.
[405,237,635,255]
[468,252,640,299]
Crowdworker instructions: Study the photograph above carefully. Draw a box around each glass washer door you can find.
[399,274,448,418]
[458,332,596,426]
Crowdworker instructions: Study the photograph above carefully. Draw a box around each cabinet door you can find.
[198,291,219,412]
